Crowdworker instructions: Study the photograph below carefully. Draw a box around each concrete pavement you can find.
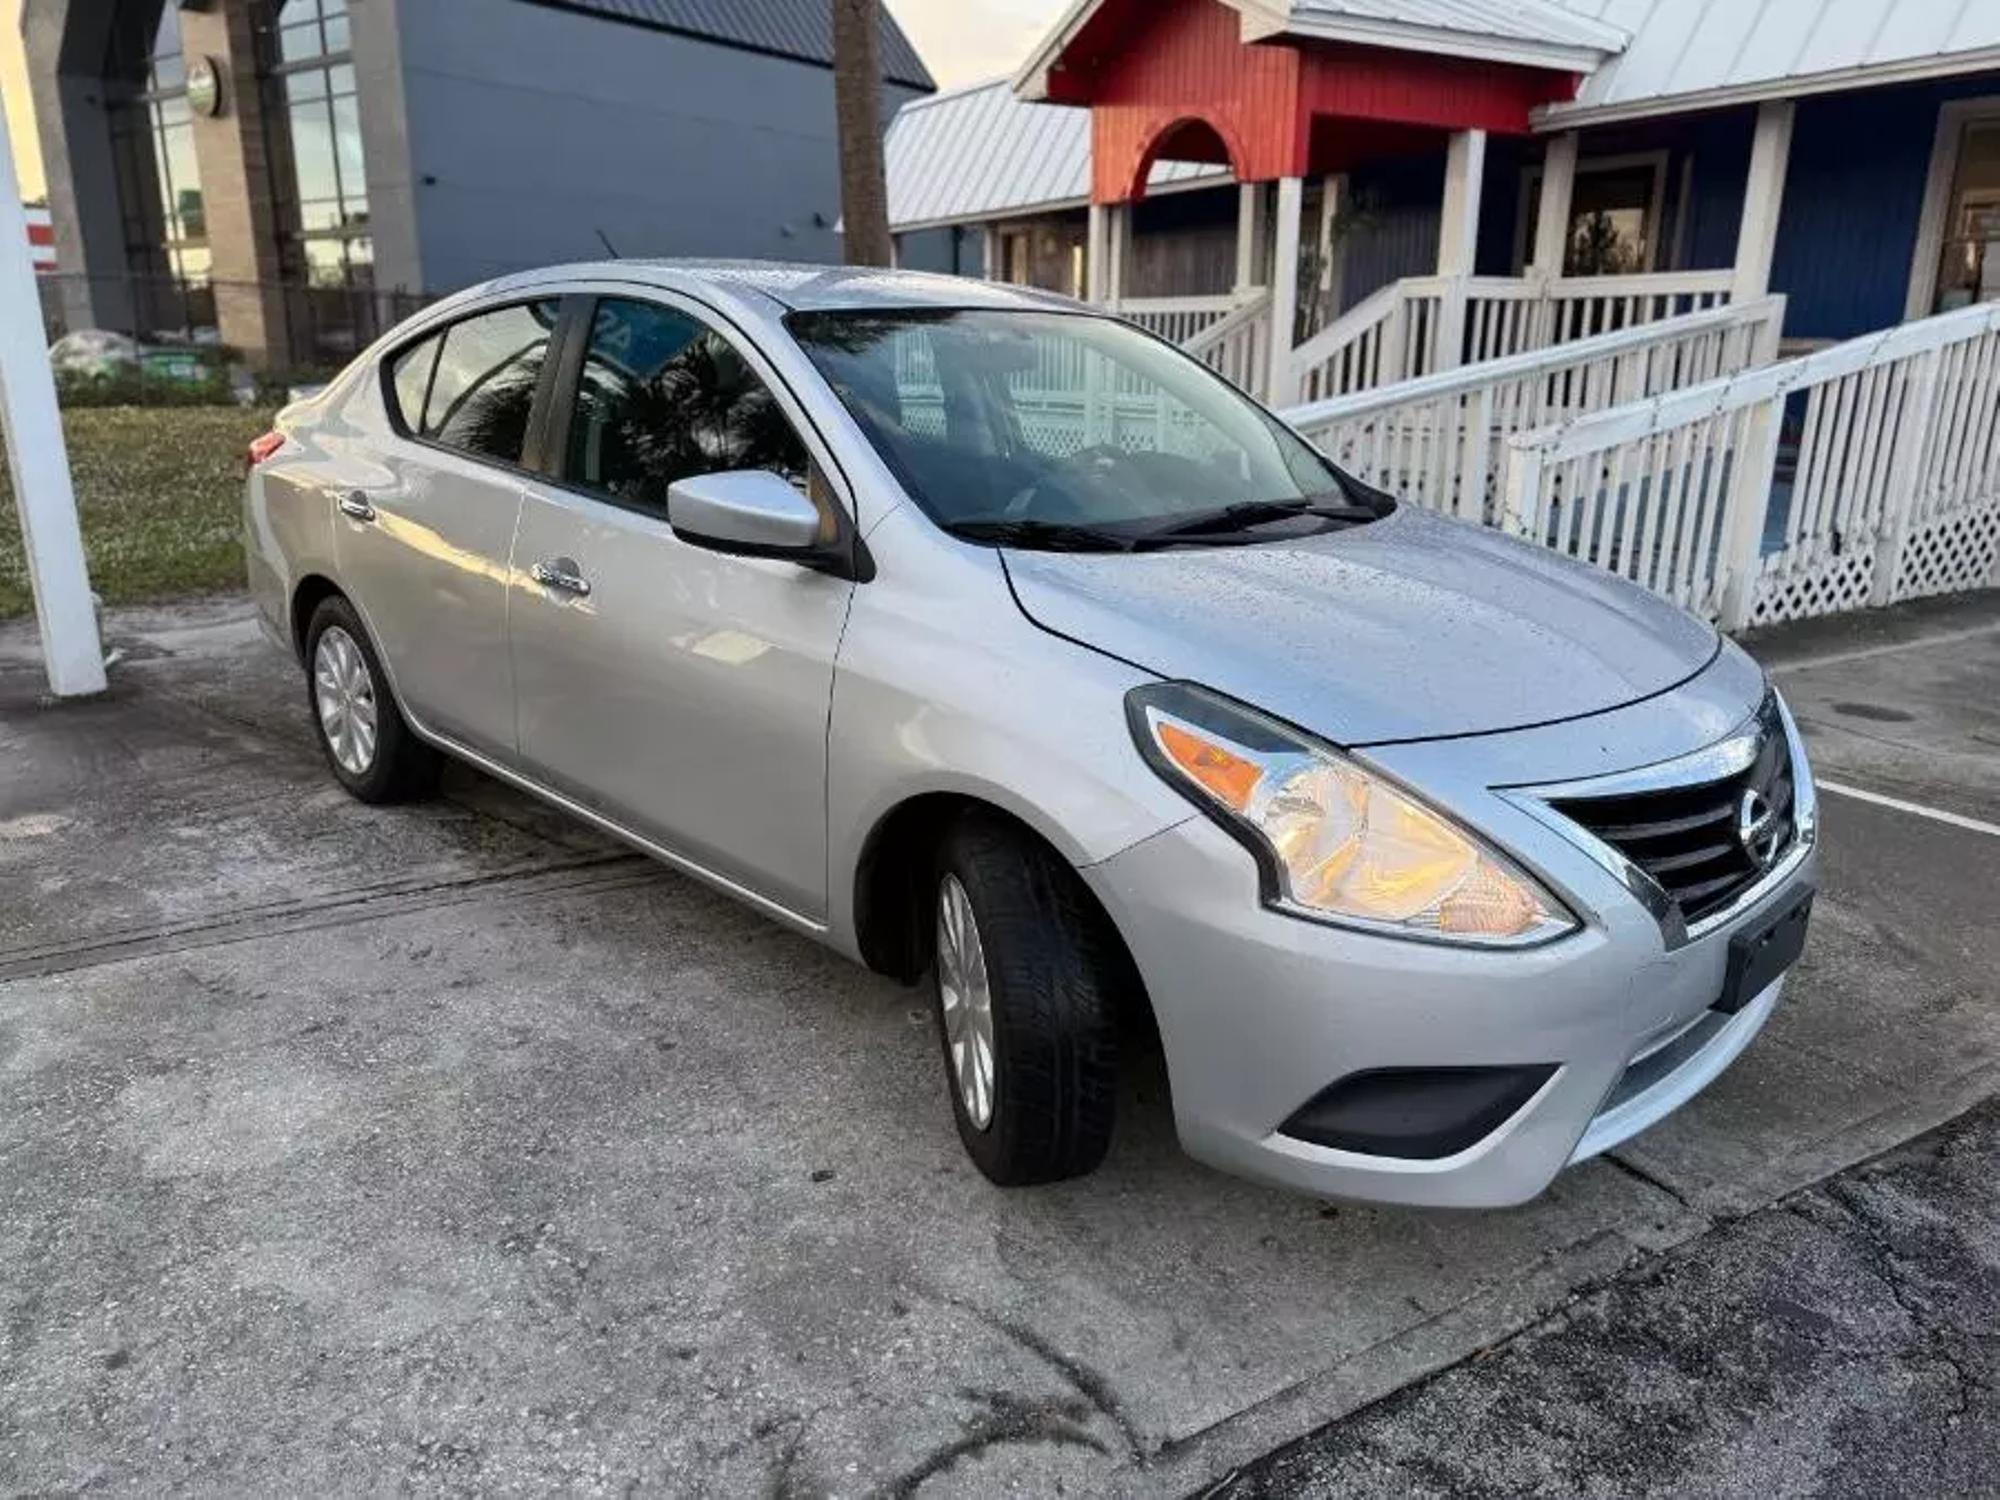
[2,592,1997,1494]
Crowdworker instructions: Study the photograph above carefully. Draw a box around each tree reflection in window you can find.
[565,299,810,514]
[420,300,560,465]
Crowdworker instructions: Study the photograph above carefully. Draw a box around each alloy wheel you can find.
[937,873,997,1130]
[313,625,379,776]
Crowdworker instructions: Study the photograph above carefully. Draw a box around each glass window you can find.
[1934,119,2000,313]
[562,298,811,513]
[390,333,442,430]
[423,301,563,464]
[789,309,1351,544]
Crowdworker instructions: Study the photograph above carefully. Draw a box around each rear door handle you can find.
[530,558,592,597]
[338,491,376,521]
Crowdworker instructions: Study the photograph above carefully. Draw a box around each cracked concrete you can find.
[1,592,1997,1494]
[1228,1100,2000,1498]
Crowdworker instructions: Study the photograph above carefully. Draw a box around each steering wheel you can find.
[1002,443,1132,519]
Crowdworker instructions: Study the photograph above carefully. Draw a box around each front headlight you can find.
[1127,683,1576,947]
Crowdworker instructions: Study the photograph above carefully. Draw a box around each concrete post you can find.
[1732,100,1796,304]
[0,106,106,698]
[1267,176,1304,403]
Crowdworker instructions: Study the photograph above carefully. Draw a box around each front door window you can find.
[1933,119,2000,313]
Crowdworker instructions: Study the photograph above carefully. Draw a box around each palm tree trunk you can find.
[831,0,894,268]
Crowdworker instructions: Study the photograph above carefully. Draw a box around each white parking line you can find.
[1817,779,2000,838]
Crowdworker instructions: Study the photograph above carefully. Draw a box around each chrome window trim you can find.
[1499,690,1818,950]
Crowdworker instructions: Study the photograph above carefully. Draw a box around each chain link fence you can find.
[36,271,434,377]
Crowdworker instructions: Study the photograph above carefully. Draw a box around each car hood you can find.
[1003,505,1720,746]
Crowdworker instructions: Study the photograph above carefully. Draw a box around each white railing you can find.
[1277,298,1786,525]
[1110,294,1241,347]
[1182,290,1273,400]
[1286,270,1738,405]
[1500,300,2000,629]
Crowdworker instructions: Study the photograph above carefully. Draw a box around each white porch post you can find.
[1530,131,1579,275]
[981,224,1001,283]
[0,106,106,698]
[1107,201,1130,304]
[1267,176,1304,403]
[1731,100,1796,303]
[1315,173,1347,326]
[1233,181,1262,294]
[1086,202,1109,303]
[1435,128,1487,372]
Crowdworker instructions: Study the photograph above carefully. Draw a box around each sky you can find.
[0,0,1066,202]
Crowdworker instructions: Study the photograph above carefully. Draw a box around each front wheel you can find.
[303,595,437,803]
[931,814,1121,1186]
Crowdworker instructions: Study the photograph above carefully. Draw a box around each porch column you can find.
[1087,203,1109,303]
[1435,128,1487,372]
[1529,132,1579,275]
[1267,176,1304,403]
[982,224,1001,282]
[1107,202,1130,304]
[1316,173,1347,322]
[1731,100,1796,303]
[1233,182,1263,294]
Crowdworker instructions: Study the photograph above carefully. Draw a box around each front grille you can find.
[1551,698,1796,925]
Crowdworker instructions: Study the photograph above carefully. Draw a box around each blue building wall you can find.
[389,0,928,291]
[1769,77,2000,340]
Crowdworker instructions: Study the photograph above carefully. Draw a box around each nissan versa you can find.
[244,262,1817,1207]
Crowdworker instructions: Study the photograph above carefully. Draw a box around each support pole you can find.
[1233,181,1261,294]
[1267,176,1304,404]
[1086,202,1109,304]
[0,105,106,697]
[1530,131,1579,275]
[1732,100,1796,304]
[1435,128,1487,373]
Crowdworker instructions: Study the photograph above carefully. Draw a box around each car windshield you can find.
[786,308,1386,550]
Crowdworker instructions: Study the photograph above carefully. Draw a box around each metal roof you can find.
[886,80,1223,231]
[1276,0,1628,55]
[1547,0,2000,123]
[516,0,935,91]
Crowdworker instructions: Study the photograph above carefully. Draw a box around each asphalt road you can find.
[2,590,1997,1495]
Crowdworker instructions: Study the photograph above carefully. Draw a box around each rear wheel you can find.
[931,813,1120,1185]
[303,595,437,803]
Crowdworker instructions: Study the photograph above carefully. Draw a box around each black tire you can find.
[931,812,1121,1186]
[302,594,438,804]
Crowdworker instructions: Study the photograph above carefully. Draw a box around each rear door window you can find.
[388,333,441,431]
[393,300,562,465]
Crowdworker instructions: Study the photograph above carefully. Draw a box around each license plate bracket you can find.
[1715,887,1814,1015]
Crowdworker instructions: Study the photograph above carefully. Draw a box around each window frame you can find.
[1906,95,2000,321]
[1512,149,1672,276]
[528,286,870,578]
[377,295,579,477]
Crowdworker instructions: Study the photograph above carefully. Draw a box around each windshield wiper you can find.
[1146,495,1384,540]
[943,518,1141,553]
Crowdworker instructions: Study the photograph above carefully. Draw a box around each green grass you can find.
[0,405,278,620]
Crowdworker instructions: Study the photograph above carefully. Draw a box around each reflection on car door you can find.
[340,299,560,754]
[508,295,853,920]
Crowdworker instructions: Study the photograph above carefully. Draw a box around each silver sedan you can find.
[244,262,1817,1207]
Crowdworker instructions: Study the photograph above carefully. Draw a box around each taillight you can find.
[246,430,286,470]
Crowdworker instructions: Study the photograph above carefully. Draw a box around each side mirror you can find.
[666,470,825,561]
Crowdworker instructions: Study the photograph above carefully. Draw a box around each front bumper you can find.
[1082,678,1818,1209]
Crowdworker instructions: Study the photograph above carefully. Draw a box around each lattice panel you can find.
[1891,501,2000,603]
[1750,548,1877,627]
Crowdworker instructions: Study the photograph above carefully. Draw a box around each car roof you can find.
[469,258,1086,320]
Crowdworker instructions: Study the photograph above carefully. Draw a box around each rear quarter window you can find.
[388,333,441,431]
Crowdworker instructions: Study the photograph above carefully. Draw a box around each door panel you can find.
[336,298,564,755]
[509,483,850,917]
[335,444,522,754]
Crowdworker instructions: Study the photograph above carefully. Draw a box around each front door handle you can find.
[530,558,592,597]
[337,491,376,522]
